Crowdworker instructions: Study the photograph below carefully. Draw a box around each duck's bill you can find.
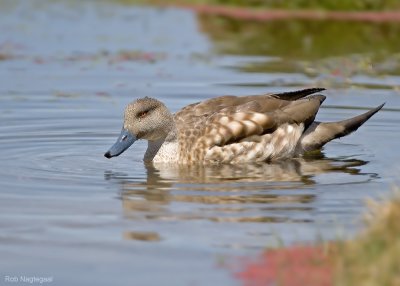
[104,128,137,159]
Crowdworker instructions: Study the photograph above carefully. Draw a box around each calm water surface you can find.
[0,1,400,285]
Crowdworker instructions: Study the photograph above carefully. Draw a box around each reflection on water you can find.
[199,16,400,60]
[199,15,400,89]
[123,231,161,241]
[105,154,373,231]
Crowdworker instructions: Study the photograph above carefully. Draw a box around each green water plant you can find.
[335,189,400,285]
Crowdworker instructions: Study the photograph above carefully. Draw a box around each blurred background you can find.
[0,0,399,285]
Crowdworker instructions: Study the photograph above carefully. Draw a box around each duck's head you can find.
[104,97,173,159]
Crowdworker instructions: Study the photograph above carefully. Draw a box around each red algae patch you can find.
[235,245,335,286]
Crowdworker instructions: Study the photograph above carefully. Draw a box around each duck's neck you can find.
[143,120,178,163]
[144,138,165,162]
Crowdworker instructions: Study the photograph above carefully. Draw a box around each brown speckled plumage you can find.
[174,88,325,164]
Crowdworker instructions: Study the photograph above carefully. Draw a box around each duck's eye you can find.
[138,111,148,118]
[121,135,128,141]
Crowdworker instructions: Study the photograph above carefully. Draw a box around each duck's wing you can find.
[270,87,326,100]
[174,89,326,162]
[199,94,326,147]
[174,88,325,129]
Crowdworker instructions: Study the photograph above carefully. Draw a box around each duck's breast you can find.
[151,141,180,163]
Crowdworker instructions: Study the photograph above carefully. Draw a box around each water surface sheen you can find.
[0,1,399,285]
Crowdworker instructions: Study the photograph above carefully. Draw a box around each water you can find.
[0,1,399,285]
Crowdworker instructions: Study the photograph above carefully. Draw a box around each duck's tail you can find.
[297,103,384,153]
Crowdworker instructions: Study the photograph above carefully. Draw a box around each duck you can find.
[104,88,384,164]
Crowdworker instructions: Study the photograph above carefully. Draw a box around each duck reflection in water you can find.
[104,153,376,238]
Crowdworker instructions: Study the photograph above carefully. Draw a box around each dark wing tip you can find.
[271,88,326,101]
